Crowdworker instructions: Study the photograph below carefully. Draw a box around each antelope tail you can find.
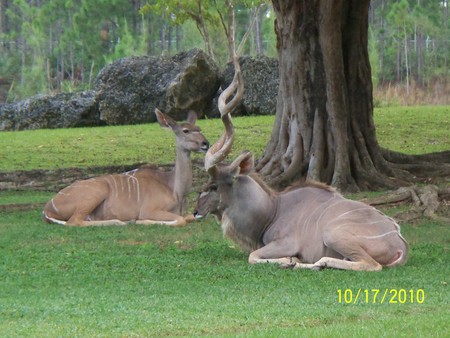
[386,249,408,267]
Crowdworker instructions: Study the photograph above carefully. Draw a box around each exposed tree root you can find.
[382,149,450,164]
[257,148,450,192]
[362,185,450,224]
[382,149,450,180]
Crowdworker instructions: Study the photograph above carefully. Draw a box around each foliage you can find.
[140,0,220,59]
[370,0,449,87]
[0,0,275,101]
[103,18,149,64]
[2,0,156,100]
[1,0,448,102]
[368,27,380,87]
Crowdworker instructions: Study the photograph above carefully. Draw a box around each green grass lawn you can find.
[374,105,450,155]
[0,209,448,337]
[0,105,449,336]
[0,116,273,172]
[0,105,448,172]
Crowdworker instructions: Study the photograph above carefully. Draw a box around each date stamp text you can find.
[337,288,425,304]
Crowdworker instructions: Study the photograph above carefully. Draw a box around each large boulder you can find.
[219,55,279,116]
[94,49,221,124]
[0,91,100,131]
[0,50,280,131]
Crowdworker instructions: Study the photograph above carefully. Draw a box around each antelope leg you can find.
[305,234,383,271]
[70,219,128,227]
[248,240,300,266]
[310,256,382,271]
[290,231,385,271]
[135,211,188,227]
[65,197,108,226]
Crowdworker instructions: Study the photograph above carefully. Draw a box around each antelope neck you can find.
[227,179,277,246]
[173,148,192,201]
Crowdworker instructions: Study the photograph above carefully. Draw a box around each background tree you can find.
[140,0,220,60]
[140,0,269,63]
[387,0,413,94]
[0,0,275,101]
[370,0,448,90]
[256,0,450,192]
[0,0,448,105]
[1,0,154,101]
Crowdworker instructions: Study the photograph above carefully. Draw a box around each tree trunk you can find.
[253,7,263,55]
[176,25,181,52]
[257,0,449,192]
[160,15,166,52]
[168,25,173,53]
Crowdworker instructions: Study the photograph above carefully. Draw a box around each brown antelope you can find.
[43,108,209,227]
[198,20,408,271]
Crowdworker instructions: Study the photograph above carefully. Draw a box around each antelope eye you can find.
[182,128,189,134]
[209,184,218,191]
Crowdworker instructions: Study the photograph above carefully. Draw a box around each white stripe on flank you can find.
[51,199,60,213]
[331,220,387,231]
[314,198,347,227]
[357,230,399,239]
[107,175,119,198]
[333,207,375,219]
[126,174,140,203]
[303,196,336,228]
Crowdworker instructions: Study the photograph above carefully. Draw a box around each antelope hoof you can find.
[311,263,325,271]
[185,214,196,223]
[280,262,296,269]
[279,257,301,269]
[127,219,137,225]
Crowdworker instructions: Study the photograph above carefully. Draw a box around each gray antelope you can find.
[43,109,209,226]
[197,45,408,272]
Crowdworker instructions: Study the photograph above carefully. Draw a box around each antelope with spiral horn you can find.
[195,3,408,271]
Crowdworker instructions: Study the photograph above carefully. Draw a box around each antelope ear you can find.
[207,165,219,180]
[230,151,254,176]
[238,151,254,175]
[186,110,198,125]
[155,108,177,130]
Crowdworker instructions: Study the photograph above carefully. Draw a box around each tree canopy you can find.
[0,0,448,103]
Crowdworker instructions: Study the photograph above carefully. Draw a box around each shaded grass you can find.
[0,207,448,337]
[0,106,448,172]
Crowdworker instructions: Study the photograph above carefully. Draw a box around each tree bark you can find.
[257,0,449,192]
[253,6,263,55]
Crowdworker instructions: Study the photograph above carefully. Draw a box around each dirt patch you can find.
[0,202,45,212]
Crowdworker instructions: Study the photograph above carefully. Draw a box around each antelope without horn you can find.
[43,109,209,226]
[199,42,408,272]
